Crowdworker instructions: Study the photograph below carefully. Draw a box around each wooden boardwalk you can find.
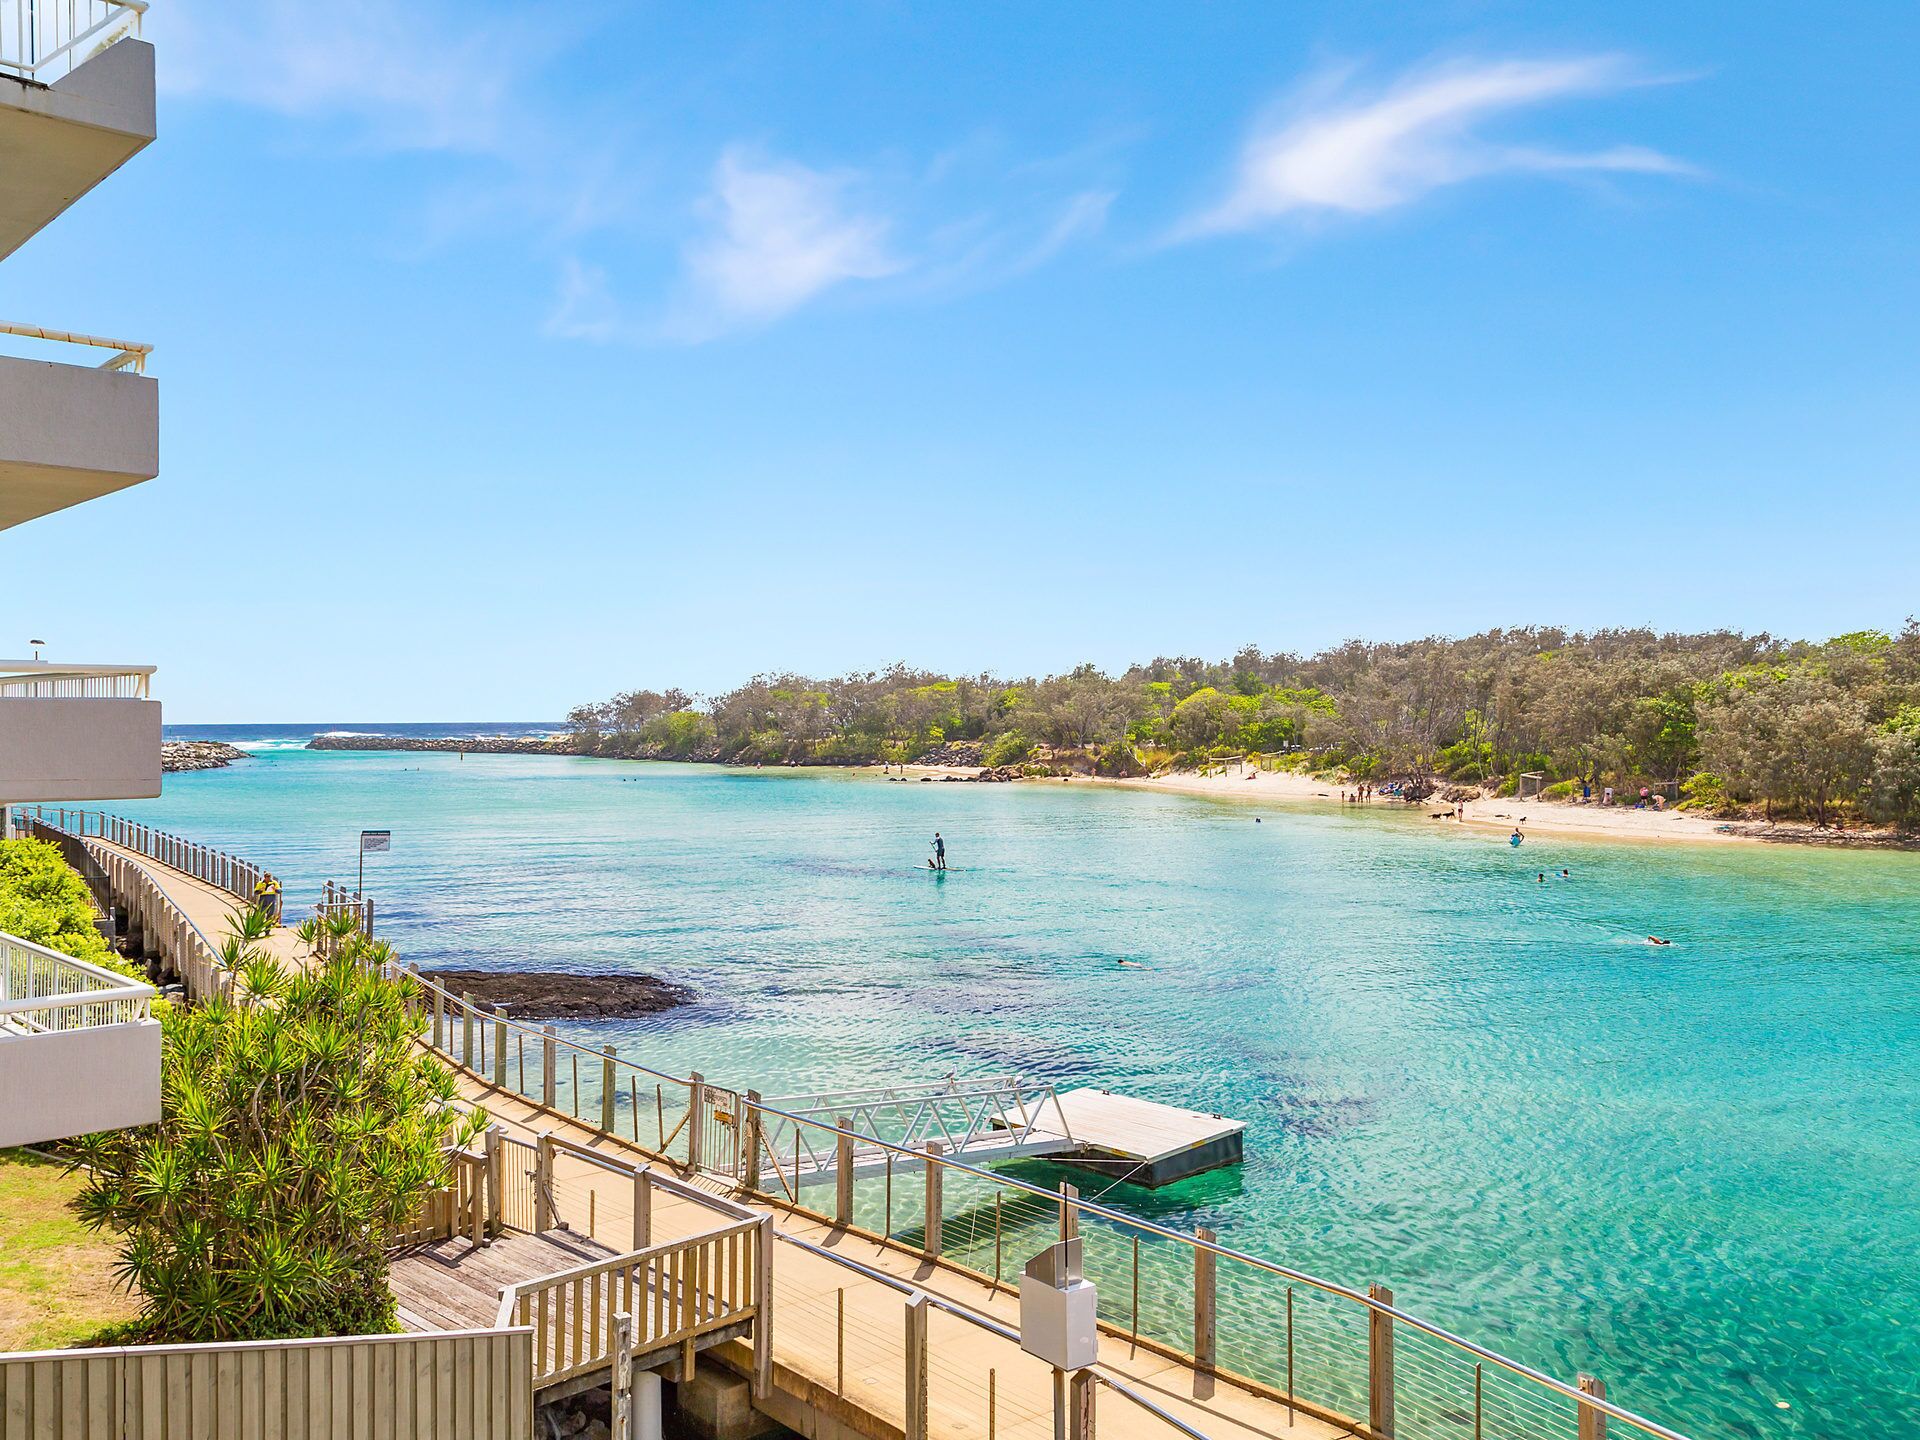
[391,1230,616,1334]
[87,838,1355,1440]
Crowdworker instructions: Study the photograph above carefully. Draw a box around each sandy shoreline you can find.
[1113,769,1920,849]
[882,761,1912,850]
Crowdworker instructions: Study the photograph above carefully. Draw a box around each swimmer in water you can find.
[1537,873,1546,882]
[1646,936,1671,946]
[1561,868,1570,879]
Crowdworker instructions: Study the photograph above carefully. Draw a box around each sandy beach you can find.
[1089,766,1920,848]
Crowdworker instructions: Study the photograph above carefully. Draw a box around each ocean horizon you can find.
[164,721,569,744]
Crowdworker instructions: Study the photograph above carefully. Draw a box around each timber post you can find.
[601,1046,617,1133]
[752,1215,774,1399]
[836,1115,855,1226]
[743,1090,763,1194]
[923,1141,944,1258]
[1369,1283,1396,1440]
[904,1292,929,1440]
[1577,1374,1607,1440]
[633,1165,652,1249]
[1068,1368,1096,1440]
[612,1313,635,1440]
[542,1026,557,1109]
[534,1131,555,1233]
[1194,1226,1217,1369]
[484,1125,503,1241]
[493,1007,508,1088]
[687,1071,706,1171]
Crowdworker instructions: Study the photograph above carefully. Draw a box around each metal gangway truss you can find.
[756,1074,1078,1181]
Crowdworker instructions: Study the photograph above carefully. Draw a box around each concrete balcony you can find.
[1,15,153,262]
[0,931,159,1147]
[0,662,159,802]
[0,329,157,528]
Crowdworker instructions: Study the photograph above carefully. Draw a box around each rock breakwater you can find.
[308,734,576,756]
[161,740,250,772]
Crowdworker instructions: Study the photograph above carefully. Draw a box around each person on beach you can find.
[931,832,947,870]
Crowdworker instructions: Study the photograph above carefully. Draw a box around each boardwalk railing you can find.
[23,816,235,1000]
[0,1328,533,1440]
[392,1143,494,1252]
[757,1075,1074,1177]
[0,659,154,696]
[0,930,151,1033]
[83,820,1694,1440]
[498,1216,768,1393]
[0,0,143,80]
[402,965,1690,1440]
[19,807,273,908]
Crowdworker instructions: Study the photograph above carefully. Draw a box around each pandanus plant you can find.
[71,916,486,1342]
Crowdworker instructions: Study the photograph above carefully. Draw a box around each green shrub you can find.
[1680,771,1729,812]
[0,838,120,973]
[983,732,1031,767]
[71,925,485,1342]
[1541,780,1576,800]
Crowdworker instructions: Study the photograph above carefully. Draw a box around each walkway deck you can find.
[87,838,1353,1440]
[392,1230,615,1333]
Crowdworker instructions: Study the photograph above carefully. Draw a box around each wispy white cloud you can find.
[664,148,904,339]
[1186,56,1690,237]
[544,258,619,342]
[154,0,557,154]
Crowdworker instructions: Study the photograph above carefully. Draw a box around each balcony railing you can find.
[0,930,152,1035]
[0,322,150,373]
[0,0,144,82]
[0,660,153,698]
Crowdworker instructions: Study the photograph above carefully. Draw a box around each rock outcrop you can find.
[161,740,250,772]
[420,968,690,1019]
[308,734,575,756]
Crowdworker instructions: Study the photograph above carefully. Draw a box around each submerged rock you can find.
[420,968,690,1019]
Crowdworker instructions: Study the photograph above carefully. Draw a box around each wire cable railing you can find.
[27,809,1694,1440]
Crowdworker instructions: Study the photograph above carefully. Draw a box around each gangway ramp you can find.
[759,1076,1245,1189]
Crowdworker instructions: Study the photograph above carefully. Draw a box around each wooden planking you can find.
[1043,1087,1246,1165]
[0,1333,531,1440]
[390,1231,616,1334]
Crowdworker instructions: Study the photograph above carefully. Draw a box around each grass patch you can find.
[0,1149,139,1351]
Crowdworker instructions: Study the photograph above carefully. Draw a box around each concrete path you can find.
[91,840,1354,1440]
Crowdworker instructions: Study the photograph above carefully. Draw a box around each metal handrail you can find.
[0,0,144,81]
[24,808,273,909]
[407,962,1693,1440]
[740,1096,1692,1440]
[0,929,153,1032]
[57,816,1694,1440]
[0,323,151,373]
[0,661,154,698]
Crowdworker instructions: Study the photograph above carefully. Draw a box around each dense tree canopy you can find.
[570,623,1920,828]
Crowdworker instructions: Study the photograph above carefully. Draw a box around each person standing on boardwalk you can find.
[931,832,947,870]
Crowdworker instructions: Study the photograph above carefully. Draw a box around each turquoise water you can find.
[113,742,1919,1436]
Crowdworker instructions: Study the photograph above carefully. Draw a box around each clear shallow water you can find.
[122,735,1920,1437]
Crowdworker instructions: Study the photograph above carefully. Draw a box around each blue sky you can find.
[4,2,1916,721]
